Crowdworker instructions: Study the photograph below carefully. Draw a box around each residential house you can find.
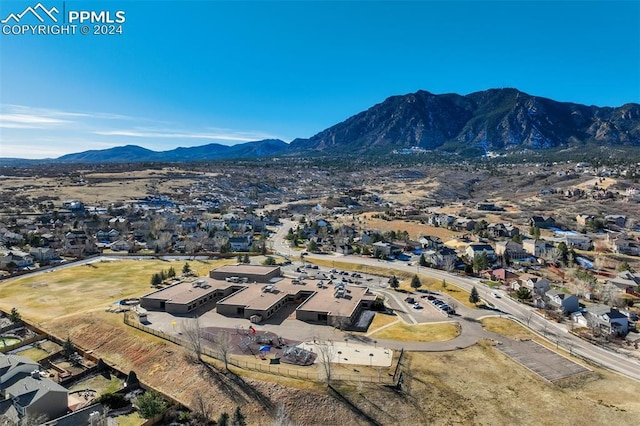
[465,243,496,261]
[530,216,556,229]
[108,216,129,228]
[558,234,592,251]
[487,223,520,239]
[426,214,454,228]
[0,231,23,245]
[605,215,627,228]
[392,240,422,253]
[454,218,476,232]
[419,235,444,250]
[476,202,500,211]
[96,229,120,243]
[605,271,640,294]
[544,290,580,314]
[229,235,253,252]
[0,354,68,423]
[64,230,98,257]
[204,219,226,231]
[423,247,458,269]
[110,239,133,252]
[487,268,519,283]
[609,237,640,256]
[372,241,402,258]
[0,251,34,269]
[584,305,629,336]
[576,214,595,227]
[28,247,59,264]
[180,218,199,233]
[495,240,527,260]
[513,275,551,295]
[522,238,546,257]
[334,244,354,255]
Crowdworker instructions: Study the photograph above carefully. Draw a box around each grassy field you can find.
[69,374,123,395]
[481,317,537,340]
[371,322,460,342]
[366,313,399,332]
[0,258,233,323]
[14,346,50,361]
[356,214,462,241]
[334,342,640,425]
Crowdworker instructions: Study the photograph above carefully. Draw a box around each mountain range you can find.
[3,88,639,164]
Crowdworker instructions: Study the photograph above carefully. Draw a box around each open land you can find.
[2,259,639,424]
[1,160,640,424]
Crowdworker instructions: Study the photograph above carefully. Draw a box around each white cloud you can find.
[0,104,283,158]
[0,113,70,128]
[93,129,271,142]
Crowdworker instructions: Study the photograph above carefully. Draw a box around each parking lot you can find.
[497,339,591,382]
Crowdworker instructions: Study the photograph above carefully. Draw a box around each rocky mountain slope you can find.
[290,88,640,155]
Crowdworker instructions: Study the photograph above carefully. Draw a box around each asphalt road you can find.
[271,219,640,382]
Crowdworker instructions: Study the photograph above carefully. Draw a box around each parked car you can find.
[405,297,416,304]
[413,303,423,310]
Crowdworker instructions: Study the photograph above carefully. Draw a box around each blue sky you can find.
[0,0,638,159]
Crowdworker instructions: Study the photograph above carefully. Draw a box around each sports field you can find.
[0,258,231,323]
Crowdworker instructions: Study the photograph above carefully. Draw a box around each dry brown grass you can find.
[334,342,640,425]
[43,311,362,425]
[0,258,233,323]
[371,322,460,342]
[367,313,399,332]
[357,214,462,241]
[481,317,537,340]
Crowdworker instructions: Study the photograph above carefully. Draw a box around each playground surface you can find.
[298,341,393,367]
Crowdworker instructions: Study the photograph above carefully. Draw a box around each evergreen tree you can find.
[515,287,532,301]
[410,275,422,290]
[167,266,176,278]
[243,253,250,264]
[151,273,162,286]
[473,252,489,273]
[63,337,75,357]
[217,412,229,426]
[8,307,20,323]
[441,279,447,289]
[182,262,191,274]
[389,275,400,289]
[419,253,428,267]
[469,286,480,304]
[231,407,246,426]
[137,391,167,419]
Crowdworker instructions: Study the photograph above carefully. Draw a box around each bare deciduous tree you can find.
[444,256,456,273]
[191,390,215,424]
[316,340,336,386]
[215,330,234,370]
[181,316,203,362]
[543,248,562,265]
[272,402,293,426]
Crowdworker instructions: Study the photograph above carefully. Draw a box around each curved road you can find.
[271,219,640,381]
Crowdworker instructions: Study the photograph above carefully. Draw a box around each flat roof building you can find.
[140,278,240,314]
[209,264,281,283]
[141,266,377,327]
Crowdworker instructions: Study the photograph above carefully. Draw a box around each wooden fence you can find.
[123,312,394,385]
[0,333,48,354]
